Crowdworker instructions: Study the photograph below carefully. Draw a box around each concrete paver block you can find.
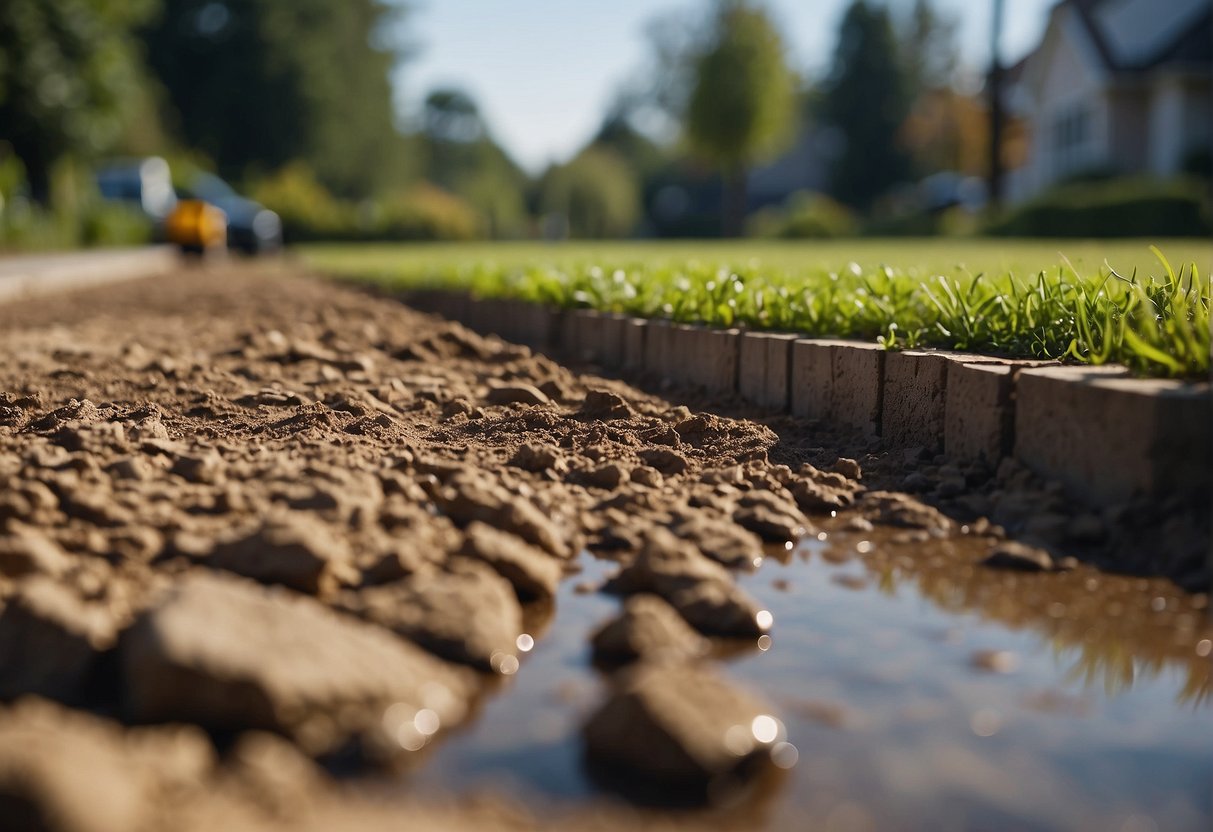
[1014,366,1211,504]
[739,332,798,409]
[764,334,799,411]
[945,363,1014,467]
[882,350,954,452]
[830,342,885,437]
[643,320,673,380]
[790,340,884,436]
[697,328,740,395]
[597,314,627,368]
[623,319,647,370]
[738,332,768,405]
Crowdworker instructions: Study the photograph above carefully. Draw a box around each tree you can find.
[415,87,528,238]
[685,1,795,237]
[539,148,640,239]
[140,0,408,196]
[0,0,161,202]
[820,0,913,210]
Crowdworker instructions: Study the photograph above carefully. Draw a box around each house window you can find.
[1052,106,1091,176]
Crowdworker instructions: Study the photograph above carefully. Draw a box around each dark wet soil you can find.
[0,262,1208,831]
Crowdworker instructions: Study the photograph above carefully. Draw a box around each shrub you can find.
[252,163,480,242]
[986,177,1212,238]
[748,191,857,238]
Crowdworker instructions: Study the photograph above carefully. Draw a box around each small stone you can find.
[485,382,550,407]
[581,389,633,420]
[207,512,358,597]
[171,451,224,484]
[831,458,862,481]
[591,595,710,664]
[982,540,1056,572]
[859,491,952,535]
[0,698,214,832]
[509,443,564,473]
[576,462,630,490]
[608,529,767,637]
[670,514,764,569]
[0,526,71,578]
[733,491,811,542]
[458,521,561,600]
[584,662,782,792]
[637,448,688,476]
[0,577,120,701]
[120,571,474,756]
[336,559,523,672]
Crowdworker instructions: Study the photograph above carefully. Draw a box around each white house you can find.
[1005,0,1211,202]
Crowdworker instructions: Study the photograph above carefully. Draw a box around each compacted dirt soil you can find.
[0,263,1207,831]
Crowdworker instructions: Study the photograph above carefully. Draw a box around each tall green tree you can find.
[821,0,913,210]
[685,0,795,237]
[0,0,161,202]
[140,0,407,196]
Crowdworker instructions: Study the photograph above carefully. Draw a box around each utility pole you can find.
[988,0,1005,209]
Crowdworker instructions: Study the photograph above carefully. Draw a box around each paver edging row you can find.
[396,289,1212,508]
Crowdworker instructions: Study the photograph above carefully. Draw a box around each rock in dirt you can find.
[591,595,710,665]
[981,540,1060,572]
[789,476,856,513]
[437,472,572,559]
[0,577,121,701]
[206,512,358,597]
[669,513,764,569]
[508,443,565,474]
[733,491,811,543]
[608,529,768,637]
[485,382,550,407]
[580,389,633,420]
[336,559,523,672]
[858,491,952,535]
[637,448,688,476]
[458,522,561,601]
[573,462,630,491]
[0,698,214,832]
[120,571,474,756]
[831,457,862,481]
[584,662,783,792]
[0,526,72,578]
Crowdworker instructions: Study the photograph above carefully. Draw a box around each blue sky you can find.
[395,0,1057,172]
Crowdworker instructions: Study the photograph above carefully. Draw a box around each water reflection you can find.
[799,522,1212,705]
[405,529,1211,830]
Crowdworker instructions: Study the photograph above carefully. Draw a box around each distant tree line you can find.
[0,0,1044,243]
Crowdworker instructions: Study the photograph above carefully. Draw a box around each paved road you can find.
[0,246,180,304]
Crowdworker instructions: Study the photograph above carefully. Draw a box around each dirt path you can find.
[0,264,1208,831]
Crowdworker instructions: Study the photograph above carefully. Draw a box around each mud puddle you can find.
[409,526,1212,831]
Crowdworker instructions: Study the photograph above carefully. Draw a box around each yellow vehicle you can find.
[165,199,228,253]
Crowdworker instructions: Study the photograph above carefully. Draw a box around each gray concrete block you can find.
[790,339,884,436]
[1014,366,1211,504]
[739,332,798,409]
[830,342,885,437]
[764,334,799,411]
[945,362,1014,467]
[738,332,768,404]
[596,313,627,368]
[698,328,740,395]
[882,350,954,452]
[623,319,647,370]
[643,320,674,380]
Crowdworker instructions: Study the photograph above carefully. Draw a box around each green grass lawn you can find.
[299,239,1213,378]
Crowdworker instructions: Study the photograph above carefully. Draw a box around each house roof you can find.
[1071,0,1211,73]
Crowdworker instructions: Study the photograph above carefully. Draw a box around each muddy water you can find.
[409,526,1213,831]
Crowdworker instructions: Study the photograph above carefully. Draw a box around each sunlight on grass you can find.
[300,239,1213,378]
